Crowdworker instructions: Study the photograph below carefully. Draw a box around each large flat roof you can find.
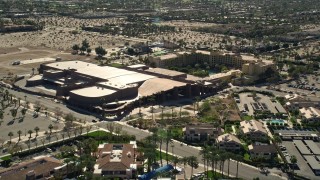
[304,140,320,155]
[44,61,154,85]
[159,53,178,60]
[145,68,186,77]
[138,78,186,97]
[78,66,134,80]
[304,155,320,170]
[275,129,318,137]
[293,140,312,155]
[70,86,116,97]
[45,61,95,71]
[107,73,155,85]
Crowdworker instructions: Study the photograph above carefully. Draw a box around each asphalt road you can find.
[111,123,286,180]
[4,87,287,179]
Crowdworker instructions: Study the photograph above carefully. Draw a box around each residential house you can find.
[299,107,320,123]
[240,120,268,141]
[285,94,320,111]
[0,156,65,180]
[93,141,141,179]
[184,124,222,142]
[216,133,242,151]
[248,143,277,160]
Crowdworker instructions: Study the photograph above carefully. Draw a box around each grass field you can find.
[87,130,110,138]
[242,115,253,121]
[200,170,241,180]
[109,63,124,68]
[156,150,175,162]
[0,154,12,161]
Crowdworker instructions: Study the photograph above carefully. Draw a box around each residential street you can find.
[112,123,287,180]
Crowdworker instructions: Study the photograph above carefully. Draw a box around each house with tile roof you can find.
[248,143,277,160]
[0,156,64,180]
[240,120,268,141]
[216,133,242,151]
[93,141,142,179]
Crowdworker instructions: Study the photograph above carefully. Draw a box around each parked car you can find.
[33,112,38,118]
[11,60,20,65]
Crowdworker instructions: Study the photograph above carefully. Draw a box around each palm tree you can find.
[17,130,22,141]
[235,154,242,178]
[138,98,142,116]
[141,143,156,172]
[73,128,78,137]
[79,126,84,135]
[17,98,21,107]
[200,145,210,178]
[10,109,17,120]
[181,157,189,180]
[211,151,220,176]
[274,135,282,145]
[0,111,3,122]
[12,99,17,107]
[8,132,13,143]
[21,108,27,117]
[148,95,155,121]
[48,124,53,135]
[290,155,297,174]
[34,127,40,137]
[61,132,65,142]
[86,126,92,136]
[188,156,199,179]
[64,158,72,175]
[225,152,233,177]
[165,129,173,165]
[172,156,180,179]
[28,130,33,139]
[40,138,45,147]
[157,129,165,166]
[171,144,175,155]
[172,156,180,169]
[219,152,227,177]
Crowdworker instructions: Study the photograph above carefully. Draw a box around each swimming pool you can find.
[268,119,285,124]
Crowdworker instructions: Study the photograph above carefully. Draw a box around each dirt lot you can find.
[0,47,95,77]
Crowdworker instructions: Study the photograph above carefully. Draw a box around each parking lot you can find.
[236,92,286,116]
[282,141,319,179]
[277,74,320,97]
[0,105,64,142]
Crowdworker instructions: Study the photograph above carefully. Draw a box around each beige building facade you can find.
[149,50,275,78]
[240,120,268,141]
[216,133,242,151]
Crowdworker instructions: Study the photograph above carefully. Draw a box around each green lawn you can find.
[200,170,240,180]
[0,155,12,161]
[244,153,251,162]
[242,115,253,121]
[109,63,124,68]
[156,150,175,162]
[87,130,110,138]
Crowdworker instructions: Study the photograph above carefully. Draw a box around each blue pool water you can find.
[269,119,285,124]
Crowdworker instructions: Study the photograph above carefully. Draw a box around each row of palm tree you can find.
[200,145,243,179]
[7,124,52,143]
[173,156,199,179]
